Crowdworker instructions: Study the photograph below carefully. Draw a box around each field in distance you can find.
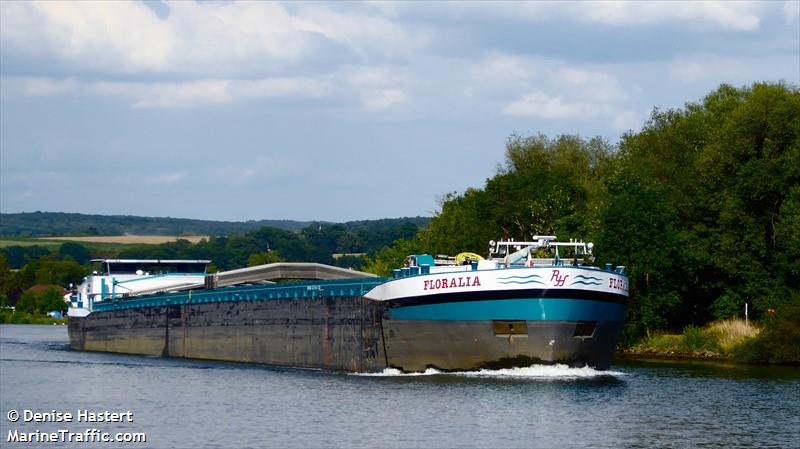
[36,235,209,244]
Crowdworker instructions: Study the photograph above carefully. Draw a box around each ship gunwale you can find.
[385,288,628,308]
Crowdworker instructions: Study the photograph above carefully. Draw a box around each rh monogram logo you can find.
[550,270,569,287]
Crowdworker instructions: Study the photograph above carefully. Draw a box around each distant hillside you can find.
[0,212,313,236]
[0,212,429,238]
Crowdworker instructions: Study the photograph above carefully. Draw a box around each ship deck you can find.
[92,277,389,312]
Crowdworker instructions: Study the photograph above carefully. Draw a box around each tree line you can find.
[0,212,429,238]
[0,212,312,236]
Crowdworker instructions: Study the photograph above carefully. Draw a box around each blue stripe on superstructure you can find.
[387,298,627,322]
[92,278,389,312]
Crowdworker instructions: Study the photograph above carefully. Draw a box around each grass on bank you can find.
[626,303,800,365]
[629,319,759,358]
[0,309,67,325]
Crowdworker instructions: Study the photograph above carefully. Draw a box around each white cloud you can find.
[231,78,328,99]
[573,1,763,31]
[362,89,408,111]
[669,59,710,84]
[611,110,643,132]
[295,4,430,59]
[345,66,411,111]
[469,54,533,86]
[2,76,330,108]
[372,1,765,31]
[15,77,79,95]
[503,92,593,119]
[164,1,316,69]
[667,54,799,85]
[0,1,427,76]
[0,1,311,74]
[470,55,637,130]
[144,171,188,187]
[502,90,643,131]
[1,1,176,72]
[88,79,232,108]
[347,67,398,88]
[555,67,628,102]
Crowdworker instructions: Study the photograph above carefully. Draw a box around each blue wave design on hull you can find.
[570,280,602,286]
[572,274,603,282]
[497,274,543,281]
[498,280,546,285]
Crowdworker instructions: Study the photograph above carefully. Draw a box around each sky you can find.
[1,1,798,223]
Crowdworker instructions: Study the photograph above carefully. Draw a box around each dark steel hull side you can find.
[69,296,388,372]
[382,319,623,371]
[69,297,626,372]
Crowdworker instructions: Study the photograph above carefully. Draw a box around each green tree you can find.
[14,287,66,315]
[604,82,799,339]
[39,287,67,313]
[248,251,283,266]
[598,183,688,338]
[58,242,91,265]
[418,133,613,256]
[363,238,424,277]
[15,290,39,314]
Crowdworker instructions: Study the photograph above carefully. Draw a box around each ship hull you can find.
[69,267,628,372]
[68,297,625,372]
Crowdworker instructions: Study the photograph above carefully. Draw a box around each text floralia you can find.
[423,276,481,291]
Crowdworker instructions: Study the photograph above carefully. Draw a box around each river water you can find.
[1,324,798,448]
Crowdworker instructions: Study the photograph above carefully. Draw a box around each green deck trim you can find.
[92,278,389,312]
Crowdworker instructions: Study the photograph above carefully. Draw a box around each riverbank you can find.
[619,315,800,365]
[620,319,757,360]
[0,310,66,325]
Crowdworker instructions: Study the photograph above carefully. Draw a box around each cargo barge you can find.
[67,236,629,372]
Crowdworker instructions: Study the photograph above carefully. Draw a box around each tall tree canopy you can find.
[601,82,799,335]
[418,134,614,256]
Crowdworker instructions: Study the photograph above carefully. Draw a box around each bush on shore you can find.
[627,318,760,359]
[0,309,66,325]
[625,300,800,365]
[732,301,800,365]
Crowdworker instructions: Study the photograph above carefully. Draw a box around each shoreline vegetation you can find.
[618,309,800,365]
[619,319,757,361]
[0,310,66,325]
